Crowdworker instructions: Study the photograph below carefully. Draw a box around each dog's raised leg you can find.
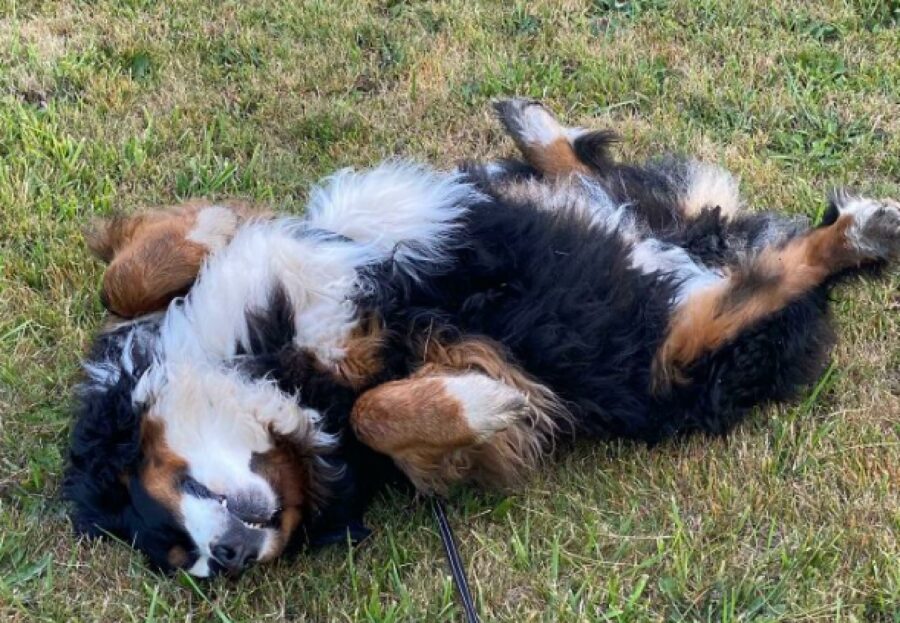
[352,371,530,492]
[87,200,263,317]
[350,338,565,493]
[653,193,900,389]
[492,98,743,221]
[492,98,599,177]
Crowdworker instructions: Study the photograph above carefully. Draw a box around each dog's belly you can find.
[372,198,677,440]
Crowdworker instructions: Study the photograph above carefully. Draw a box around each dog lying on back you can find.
[66,100,900,577]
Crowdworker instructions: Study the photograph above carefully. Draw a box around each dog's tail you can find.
[305,160,482,279]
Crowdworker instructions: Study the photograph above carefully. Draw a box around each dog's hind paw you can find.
[832,191,900,262]
[493,98,582,147]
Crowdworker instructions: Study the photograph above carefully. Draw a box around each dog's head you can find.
[64,317,338,576]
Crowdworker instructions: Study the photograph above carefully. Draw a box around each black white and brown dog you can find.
[65,100,900,577]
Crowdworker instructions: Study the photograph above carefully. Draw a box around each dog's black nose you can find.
[211,541,256,573]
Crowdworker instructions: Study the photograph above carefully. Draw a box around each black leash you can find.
[431,497,481,623]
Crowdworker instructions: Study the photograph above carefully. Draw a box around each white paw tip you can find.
[443,374,528,439]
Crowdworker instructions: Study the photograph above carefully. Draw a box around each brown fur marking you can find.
[419,337,571,489]
[90,200,265,317]
[330,314,386,389]
[521,137,591,178]
[653,216,859,389]
[103,230,208,317]
[352,336,569,492]
[417,336,569,432]
[351,375,481,492]
[352,378,474,453]
[250,439,310,561]
[139,418,188,515]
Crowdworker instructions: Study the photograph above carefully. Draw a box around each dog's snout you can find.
[209,507,267,575]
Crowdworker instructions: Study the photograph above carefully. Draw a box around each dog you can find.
[65,100,900,577]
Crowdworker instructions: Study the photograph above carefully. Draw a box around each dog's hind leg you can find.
[493,98,607,178]
[492,99,742,226]
[351,337,565,493]
[653,193,900,390]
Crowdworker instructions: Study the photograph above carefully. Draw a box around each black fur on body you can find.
[365,164,834,442]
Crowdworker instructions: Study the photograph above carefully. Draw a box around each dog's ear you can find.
[64,325,156,538]
[65,371,142,538]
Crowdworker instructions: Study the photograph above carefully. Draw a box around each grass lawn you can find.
[1,0,898,620]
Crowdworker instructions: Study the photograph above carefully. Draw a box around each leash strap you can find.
[431,497,481,623]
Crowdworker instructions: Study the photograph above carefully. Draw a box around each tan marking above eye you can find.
[250,438,307,510]
[139,417,188,514]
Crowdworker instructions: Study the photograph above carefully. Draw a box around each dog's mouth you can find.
[182,474,280,524]
[176,451,306,576]
[218,497,283,531]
